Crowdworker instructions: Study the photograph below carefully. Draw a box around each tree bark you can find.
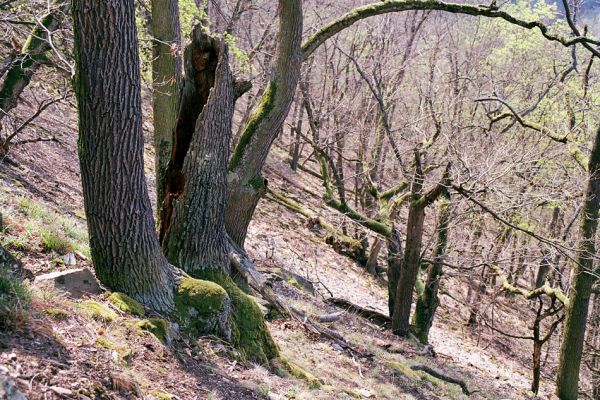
[387,228,403,318]
[556,125,600,400]
[413,194,450,343]
[226,0,302,247]
[392,190,426,336]
[151,0,182,209]
[161,27,232,274]
[72,0,175,312]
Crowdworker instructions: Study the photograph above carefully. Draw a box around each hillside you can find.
[0,90,561,400]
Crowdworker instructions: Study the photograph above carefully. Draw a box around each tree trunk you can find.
[161,28,232,273]
[0,0,68,128]
[226,0,302,247]
[159,27,278,365]
[387,228,403,317]
[413,194,450,343]
[589,294,600,399]
[151,0,182,208]
[367,238,384,276]
[556,126,600,400]
[392,164,426,336]
[535,207,560,288]
[72,0,175,312]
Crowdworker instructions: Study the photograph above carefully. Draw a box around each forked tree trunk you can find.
[413,194,450,343]
[556,126,600,400]
[151,0,182,208]
[72,0,175,312]
[226,0,302,246]
[159,27,278,365]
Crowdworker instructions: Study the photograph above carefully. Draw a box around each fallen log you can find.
[325,297,391,328]
[410,365,474,395]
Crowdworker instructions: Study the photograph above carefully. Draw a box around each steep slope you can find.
[0,90,558,399]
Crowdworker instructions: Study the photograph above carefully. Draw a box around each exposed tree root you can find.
[228,238,369,358]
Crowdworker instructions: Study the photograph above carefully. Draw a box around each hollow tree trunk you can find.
[161,28,232,272]
[160,27,278,365]
[413,194,450,343]
[72,0,175,312]
[556,125,600,400]
[226,0,302,247]
[0,0,68,127]
[151,0,182,208]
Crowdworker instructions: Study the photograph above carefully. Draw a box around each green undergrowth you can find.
[0,266,30,328]
[75,301,118,323]
[1,196,90,258]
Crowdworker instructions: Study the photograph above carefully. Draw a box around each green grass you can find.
[1,196,90,257]
[0,267,31,328]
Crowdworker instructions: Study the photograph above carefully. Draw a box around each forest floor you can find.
[0,95,561,399]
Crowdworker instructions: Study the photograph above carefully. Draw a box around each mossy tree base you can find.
[173,273,278,365]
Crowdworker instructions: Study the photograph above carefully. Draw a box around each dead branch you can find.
[410,364,474,395]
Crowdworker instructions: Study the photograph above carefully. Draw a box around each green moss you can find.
[108,292,145,317]
[229,81,277,171]
[153,392,173,400]
[133,318,170,343]
[273,357,322,389]
[175,276,228,314]
[341,388,362,398]
[76,301,118,323]
[193,270,279,365]
[287,278,302,290]
[386,361,421,381]
[95,337,132,364]
[44,308,70,320]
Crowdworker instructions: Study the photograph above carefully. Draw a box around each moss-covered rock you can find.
[132,318,170,343]
[108,292,145,316]
[272,357,322,389]
[76,301,118,323]
[174,275,232,340]
[44,308,70,320]
[202,271,279,365]
[95,337,132,365]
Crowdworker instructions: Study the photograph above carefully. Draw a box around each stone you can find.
[0,372,27,400]
[62,253,76,266]
[48,386,72,396]
[34,268,103,298]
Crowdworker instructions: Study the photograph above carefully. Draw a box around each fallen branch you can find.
[326,297,391,328]
[410,365,474,395]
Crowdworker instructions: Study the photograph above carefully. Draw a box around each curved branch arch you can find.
[301,0,600,60]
